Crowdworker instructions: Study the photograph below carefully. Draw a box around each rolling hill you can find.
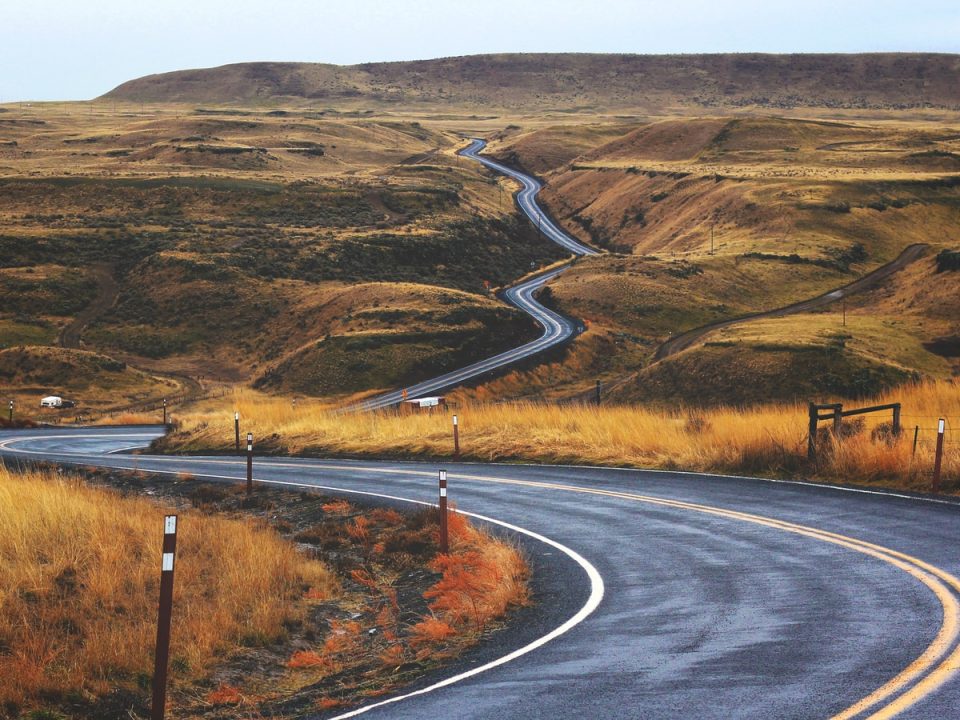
[101,53,960,112]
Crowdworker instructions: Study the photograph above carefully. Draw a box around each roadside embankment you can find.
[158,381,959,493]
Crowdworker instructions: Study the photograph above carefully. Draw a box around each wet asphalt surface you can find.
[3,425,960,719]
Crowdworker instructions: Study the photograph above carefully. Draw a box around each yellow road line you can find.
[3,441,958,717]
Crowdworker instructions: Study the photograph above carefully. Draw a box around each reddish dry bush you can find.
[347,516,371,543]
[206,684,243,705]
[409,617,456,646]
[369,508,404,525]
[322,499,352,515]
[287,650,330,669]
[378,644,406,666]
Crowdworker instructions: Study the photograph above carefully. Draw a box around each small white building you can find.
[403,396,446,411]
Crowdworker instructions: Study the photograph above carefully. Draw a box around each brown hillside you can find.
[101,54,960,111]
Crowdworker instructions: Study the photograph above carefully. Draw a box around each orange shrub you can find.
[322,500,352,514]
[347,516,371,542]
[409,618,456,646]
[370,508,404,525]
[287,650,329,669]
[207,685,243,705]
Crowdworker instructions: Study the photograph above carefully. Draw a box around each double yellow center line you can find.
[3,436,957,718]
[444,469,960,720]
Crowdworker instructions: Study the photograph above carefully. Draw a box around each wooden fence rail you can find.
[808,401,902,461]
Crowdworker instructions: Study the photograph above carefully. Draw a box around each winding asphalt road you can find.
[355,140,597,411]
[4,425,960,719]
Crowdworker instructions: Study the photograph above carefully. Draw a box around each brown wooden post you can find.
[151,515,178,720]
[452,415,460,459]
[933,419,946,493]
[438,470,449,554]
[833,404,843,435]
[246,432,253,495]
[808,402,818,462]
[892,404,902,436]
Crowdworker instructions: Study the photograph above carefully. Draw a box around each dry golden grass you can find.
[166,381,959,491]
[0,465,335,709]
[91,411,167,425]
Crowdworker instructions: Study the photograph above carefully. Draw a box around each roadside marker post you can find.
[7,399,12,423]
[162,398,167,426]
[246,432,254,495]
[234,412,240,455]
[452,415,460,459]
[439,470,449,554]
[933,419,946,493]
[151,515,178,720]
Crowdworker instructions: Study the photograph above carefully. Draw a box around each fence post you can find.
[438,469,448,554]
[246,432,253,495]
[913,425,920,458]
[833,404,843,435]
[234,412,240,455]
[892,404,902,436]
[933,419,946,493]
[151,515,178,720]
[808,403,818,461]
[452,415,460,459]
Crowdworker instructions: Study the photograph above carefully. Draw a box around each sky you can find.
[2,0,959,101]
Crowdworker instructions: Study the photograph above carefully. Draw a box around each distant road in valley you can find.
[355,139,597,411]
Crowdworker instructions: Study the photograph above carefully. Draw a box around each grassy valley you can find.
[2,55,959,416]
[0,104,567,415]
[465,116,960,405]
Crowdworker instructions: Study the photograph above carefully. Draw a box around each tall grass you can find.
[165,381,959,491]
[0,466,335,709]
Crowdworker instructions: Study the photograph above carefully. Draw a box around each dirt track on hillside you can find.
[653,243,929,361]
[57,264,118,350]
[569,243,929,405]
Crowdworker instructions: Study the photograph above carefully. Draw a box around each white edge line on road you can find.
[3,430,958,509]
[1,444,605,720]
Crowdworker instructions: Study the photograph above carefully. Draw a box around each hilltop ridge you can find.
[101,53,960,111]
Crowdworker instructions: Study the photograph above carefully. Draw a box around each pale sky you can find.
[2,0,959,101]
